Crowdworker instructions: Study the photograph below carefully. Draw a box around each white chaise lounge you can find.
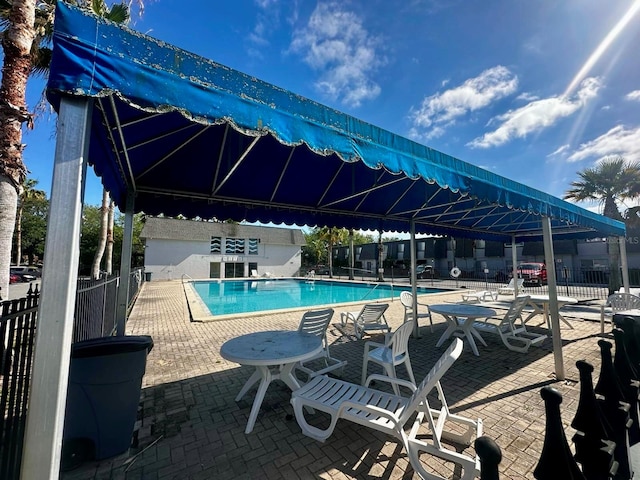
[291,338,482,480]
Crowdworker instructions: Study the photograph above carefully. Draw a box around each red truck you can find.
[517,262,547,286]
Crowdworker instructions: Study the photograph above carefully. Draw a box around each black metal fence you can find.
[0,268,144,479]
[316,266,637,301]
[0,288,39,480]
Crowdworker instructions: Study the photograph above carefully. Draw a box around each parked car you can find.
[314,265,330,275]
[10,266,41,283]
[415,264,435,279]
[517,262,547,286]
[9,272,21,284]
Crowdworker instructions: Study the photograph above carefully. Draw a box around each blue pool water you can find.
[192,279,445,316]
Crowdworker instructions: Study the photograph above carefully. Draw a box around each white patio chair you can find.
[497,278,524,296]
[474,295,547,353]
[400,291,433,333]
[291,338,482,480]
[601,293,640,334]
[295,308,347,379]
[340,303,390,339]
[361,321,416,394]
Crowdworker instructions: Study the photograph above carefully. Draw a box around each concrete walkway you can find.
[62,280,611,479]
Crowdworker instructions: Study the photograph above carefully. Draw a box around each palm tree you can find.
[564,156,640,293]
[14,177,45,265]
[0,1,139,294]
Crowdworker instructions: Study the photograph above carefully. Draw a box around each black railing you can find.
[0,268,144,479]
[0,287,39,480]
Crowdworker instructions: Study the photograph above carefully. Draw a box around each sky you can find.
[22,0,640,219]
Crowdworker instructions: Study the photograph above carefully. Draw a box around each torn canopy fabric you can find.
[46,1,624,242]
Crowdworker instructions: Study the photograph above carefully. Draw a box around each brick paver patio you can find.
[62,280,610,479]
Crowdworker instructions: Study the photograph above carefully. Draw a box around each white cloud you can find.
[566,125,640,163]
[548,144,570,157]
[469,77,602,148]
[409,66,518,139]
[289,2,386,107]
[626,90,640,101]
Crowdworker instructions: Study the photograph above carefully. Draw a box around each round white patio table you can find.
[220,330,323,434]
[431,304,496,356]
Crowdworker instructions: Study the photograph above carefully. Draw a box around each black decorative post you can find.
[475,436,502,480]
[595,340,633,480]
[534,386,586,479]
[612,328,640,446]
[614,315,640,373]
[572,361,617,480]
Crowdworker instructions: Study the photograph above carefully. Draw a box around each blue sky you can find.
[23,0,640,216]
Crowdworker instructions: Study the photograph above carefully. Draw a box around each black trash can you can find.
[144,271,152,281]
[62,335,153,468]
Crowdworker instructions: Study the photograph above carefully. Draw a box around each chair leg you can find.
[361,356,369,386]
[404,357,416,385]
[383,364,400,395]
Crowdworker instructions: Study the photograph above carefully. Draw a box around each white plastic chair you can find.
[400,291,433,333]
[361,321,416,394]
[290,338,482,480]
[340,303,390,339]
[474,295,547,353]
[600,293,640,334]
[295,308,347,379]
[497,278,524,295]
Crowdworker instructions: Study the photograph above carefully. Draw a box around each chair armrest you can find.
[363,340,385,354]
[364,374,417,394]
[340,311,356,326]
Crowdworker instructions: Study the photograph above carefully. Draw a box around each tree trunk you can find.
[0,0,36,296]
[13,200,23,265]
[105,199,115,274]
[604,196,623,294]
[91,188,109,279]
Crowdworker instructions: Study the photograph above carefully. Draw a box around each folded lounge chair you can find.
[340,303,390,339]
[291,338,482,480]
[497,278,524,296]
[473,295,547,353]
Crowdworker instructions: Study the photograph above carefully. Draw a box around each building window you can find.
[210,236,221,253]
[248,238,259,255]
[225,237,245,254]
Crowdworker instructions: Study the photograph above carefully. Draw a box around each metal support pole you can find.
[116,193,135,335]
[409,220,420,337]
[21,96,91,480]
[543,217,565,381]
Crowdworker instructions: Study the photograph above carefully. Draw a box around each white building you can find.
[141,218,306,280]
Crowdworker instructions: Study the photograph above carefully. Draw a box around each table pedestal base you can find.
[236,363,301,434]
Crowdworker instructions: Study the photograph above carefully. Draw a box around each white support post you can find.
[116,193,135,335]
[409,220,419,337]
[511,235,518,297]
[542,217,565,381]
[21,97,91,479]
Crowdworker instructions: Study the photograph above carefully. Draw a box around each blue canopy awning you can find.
[46,2,625,242]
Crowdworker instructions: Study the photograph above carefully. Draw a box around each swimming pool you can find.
[188,278,446,319]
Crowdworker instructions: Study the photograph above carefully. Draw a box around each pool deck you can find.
[62,279,615,479]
